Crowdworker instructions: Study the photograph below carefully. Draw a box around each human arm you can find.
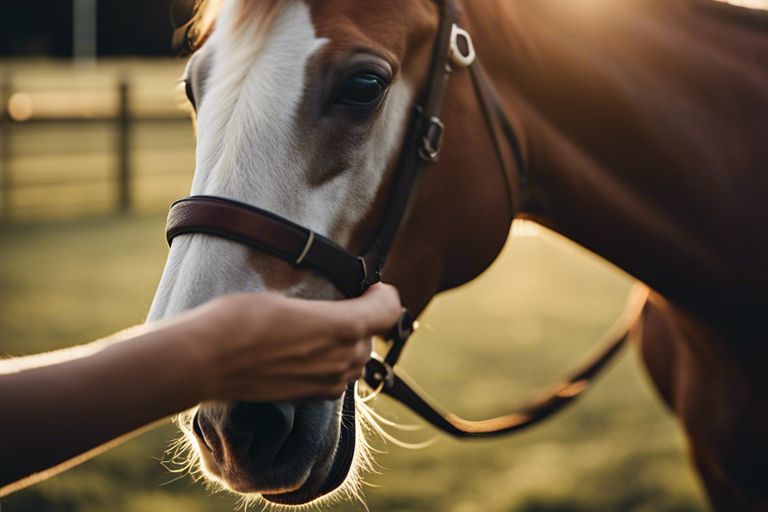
[0,284,401,495]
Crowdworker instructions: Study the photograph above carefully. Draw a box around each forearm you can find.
[0,321,209,495]
[0,285,401,496]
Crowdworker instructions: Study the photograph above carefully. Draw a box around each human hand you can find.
[182,284,402,402]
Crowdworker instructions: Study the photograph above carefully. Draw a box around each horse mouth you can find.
[261,384,358,505]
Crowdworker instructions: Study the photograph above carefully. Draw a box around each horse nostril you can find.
[229,402,295,469]
[193,411,215,452]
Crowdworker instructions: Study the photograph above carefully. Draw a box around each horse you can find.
[148,0,768,509]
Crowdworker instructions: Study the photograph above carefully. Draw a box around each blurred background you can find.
[0,0,196,220]
[3,1,763,511]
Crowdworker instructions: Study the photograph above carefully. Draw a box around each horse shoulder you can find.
[637,293,768,510]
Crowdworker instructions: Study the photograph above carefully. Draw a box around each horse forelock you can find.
[190,0,285,49]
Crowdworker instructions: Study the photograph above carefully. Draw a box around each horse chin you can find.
[260,450,354,506]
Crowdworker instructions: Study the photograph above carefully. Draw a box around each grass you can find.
[0,215,708,512]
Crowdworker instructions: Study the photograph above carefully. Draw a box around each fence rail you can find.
[0,74,194,221]
[1,77,11,219]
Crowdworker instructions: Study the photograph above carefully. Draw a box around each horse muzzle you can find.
[190,387,357,505]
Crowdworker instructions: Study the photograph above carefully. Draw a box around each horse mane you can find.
[689,0,768,32]
[189,0,284,49]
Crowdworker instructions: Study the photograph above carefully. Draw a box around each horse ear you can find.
[170,0,197,56]
[170,0,196,29]
[178,0,225,52]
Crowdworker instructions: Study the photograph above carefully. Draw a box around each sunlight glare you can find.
[717,0,768,8]
[511,219,541,238]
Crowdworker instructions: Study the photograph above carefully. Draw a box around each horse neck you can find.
[468,0,768,327]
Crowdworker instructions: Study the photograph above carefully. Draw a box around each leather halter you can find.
[166,0,639,482]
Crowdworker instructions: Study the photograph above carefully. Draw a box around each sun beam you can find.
[715,0,768,9]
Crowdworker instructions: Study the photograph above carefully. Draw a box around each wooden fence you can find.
[0,73,195,221]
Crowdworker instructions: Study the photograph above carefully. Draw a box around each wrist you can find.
[171,295,261,403]
[166,293,277,404]
[165,311,224,404]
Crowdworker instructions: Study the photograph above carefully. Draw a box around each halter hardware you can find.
[364,357,395,391]
[449,24,476,68]
[364,309,414,393]
[295,231,315,265]
[420,116,446,162]
[358,256,381,293]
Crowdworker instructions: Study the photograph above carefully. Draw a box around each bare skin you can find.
[0,283,401,497]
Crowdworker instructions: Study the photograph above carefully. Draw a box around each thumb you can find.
[318,284,403,342]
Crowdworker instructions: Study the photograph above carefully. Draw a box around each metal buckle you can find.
[359,257,382,293]
[449,24,476,68]
[362,309,415,395]
[383,309,414,367]
[419,116,445,162]
[363,356,395,391]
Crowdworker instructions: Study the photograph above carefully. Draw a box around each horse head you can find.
[149,0,523,505]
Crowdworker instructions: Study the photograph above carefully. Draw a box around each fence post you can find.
[116,79,132,213]
[0,75,11,221]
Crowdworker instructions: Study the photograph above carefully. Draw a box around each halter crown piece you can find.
[165,1,636,479]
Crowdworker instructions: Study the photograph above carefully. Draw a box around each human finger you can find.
[305,284,402,343]
[234,379,350,402]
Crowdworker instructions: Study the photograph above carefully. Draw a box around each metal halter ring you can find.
[364,357,396,391]
[420,116,446,162]
[449,24,476,68]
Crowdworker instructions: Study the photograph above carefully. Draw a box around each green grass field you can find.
[0,215,708,512]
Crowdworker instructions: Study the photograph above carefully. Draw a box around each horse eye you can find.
[184,80,197,110]
[336,73,386,107]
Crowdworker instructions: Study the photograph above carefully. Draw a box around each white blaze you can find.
[148,0,412,320]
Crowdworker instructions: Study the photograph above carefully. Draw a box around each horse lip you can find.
[262,383,357,505]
